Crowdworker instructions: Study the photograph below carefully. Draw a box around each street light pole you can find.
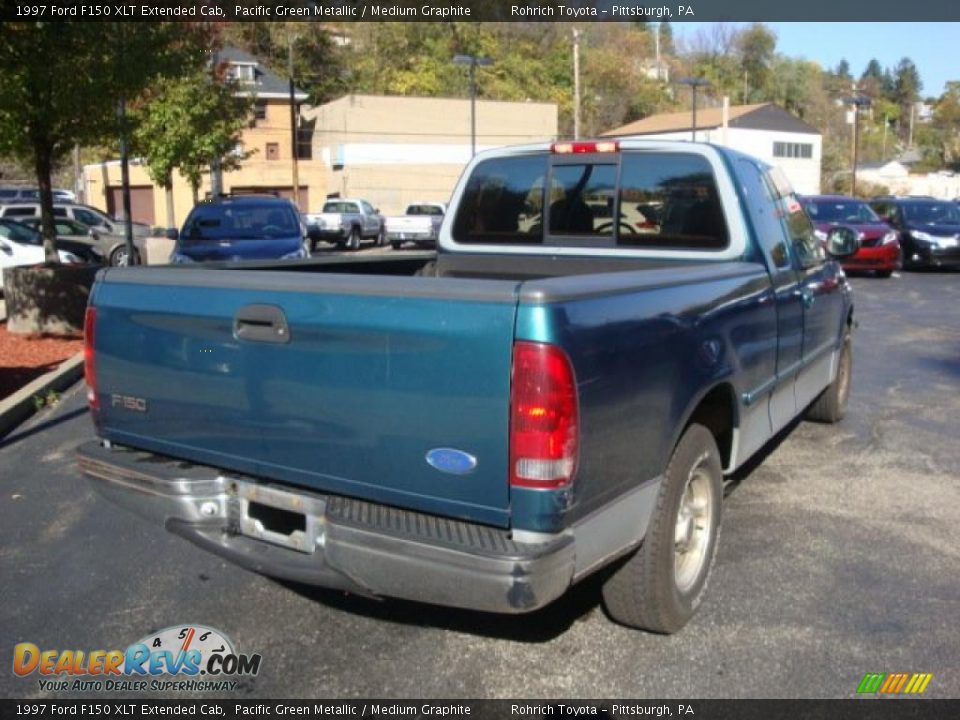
[676,77,711,142]
[453,54,493,157]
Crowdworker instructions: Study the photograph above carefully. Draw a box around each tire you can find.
[876,269,893,278]
[413,260,437,277]
[806,327,852,423]
[109,245,139,267]
[601,423,723,634]
[391,241,402,251]
[347,227,360,251]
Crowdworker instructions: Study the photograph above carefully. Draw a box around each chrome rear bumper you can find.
[78,441,575,614]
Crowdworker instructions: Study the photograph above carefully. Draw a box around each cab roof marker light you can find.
[551,140,620,154]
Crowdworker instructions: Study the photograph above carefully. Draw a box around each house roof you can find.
[603,102,820,137]
[217,47,308,101]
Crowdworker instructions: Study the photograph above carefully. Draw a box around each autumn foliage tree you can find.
[133,68,252,227]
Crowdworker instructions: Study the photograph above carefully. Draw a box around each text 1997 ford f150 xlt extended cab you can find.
[78,140,857,633]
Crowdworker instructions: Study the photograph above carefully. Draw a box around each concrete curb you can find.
[0,352,84,439]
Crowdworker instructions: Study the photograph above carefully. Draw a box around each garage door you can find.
[107,186,155,226]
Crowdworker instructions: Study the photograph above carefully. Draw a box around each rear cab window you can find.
[323,201,359,214]
[182,201,300,241]
[451,149,729,252]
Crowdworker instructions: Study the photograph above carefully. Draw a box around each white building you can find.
[603,102,823,194]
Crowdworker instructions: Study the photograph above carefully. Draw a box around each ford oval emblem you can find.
[425,448,478,475]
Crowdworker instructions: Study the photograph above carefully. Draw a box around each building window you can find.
[254,102,267,121]
[227,63,256,84]
[266,143,280,161]
[773,142,813,159]
[297,128,312,160]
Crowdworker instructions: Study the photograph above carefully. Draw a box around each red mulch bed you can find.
[0,322,84,401]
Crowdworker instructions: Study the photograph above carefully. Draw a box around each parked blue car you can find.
[170,195,309,263]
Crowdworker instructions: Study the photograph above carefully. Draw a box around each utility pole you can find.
[843,95,871,197]
[208,28,222,198]
[573,28,581,140]
[908,102,915,148]
[288,32,301,210]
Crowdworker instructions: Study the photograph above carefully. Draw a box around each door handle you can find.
[233,304,290,344]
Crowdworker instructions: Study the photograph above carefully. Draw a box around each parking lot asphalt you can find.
[1,270,958,700]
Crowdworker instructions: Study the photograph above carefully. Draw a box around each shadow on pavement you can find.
[278,570,608,643]
[0,405,87,448]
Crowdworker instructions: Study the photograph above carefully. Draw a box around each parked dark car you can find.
[800,195,900,277]
[0,218,103,264]
[870,198,960,269]
[170,195,308,263]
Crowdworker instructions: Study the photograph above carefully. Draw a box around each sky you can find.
[674,23,958,98]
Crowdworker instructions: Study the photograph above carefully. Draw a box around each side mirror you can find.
[825,226,860,259]
[0,240,12,255]
[165,228,179,241]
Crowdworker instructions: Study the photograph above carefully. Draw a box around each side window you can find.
[53,207,67,217]
[783,196,824,269]
[361,201,375,215]
[548,164,617,236]
[4,207,35,217]
[73,208,102,226]
[452,155,547,245]
[618,152,728,249]
[735,159,791,268]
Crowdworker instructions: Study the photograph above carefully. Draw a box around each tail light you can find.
[509,341,579,489]
[83,306,98,410]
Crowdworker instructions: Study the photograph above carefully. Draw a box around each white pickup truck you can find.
[384,202,446,249]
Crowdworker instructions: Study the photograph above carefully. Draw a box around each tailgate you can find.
[91,268,520,526]
[386,217,430,232]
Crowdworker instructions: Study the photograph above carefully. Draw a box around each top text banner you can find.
[5,0,960,22]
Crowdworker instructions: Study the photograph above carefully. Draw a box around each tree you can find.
[892,57,922,142]
[737,23,777,102]
[225,23,348,106]
[659,22,674,56]
[924,82,960,169]
[859,58,884,99]
[133,69,252,227]
[0,22,196,261]
[835,59,851,81]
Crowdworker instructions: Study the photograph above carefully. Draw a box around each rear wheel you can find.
[109,245,139,267]
[876,269,893,278]
[806,327,852,423]
[347,227,360,251]
[601,423,723,633]
[391,241,402,250]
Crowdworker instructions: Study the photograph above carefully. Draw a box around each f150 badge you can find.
[111,394,147,412]
[426,448,477,475]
